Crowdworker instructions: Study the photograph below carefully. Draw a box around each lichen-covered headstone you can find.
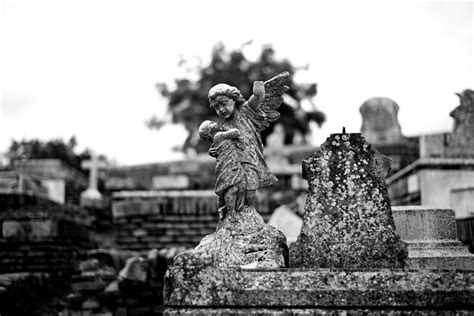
[290,132,407,268]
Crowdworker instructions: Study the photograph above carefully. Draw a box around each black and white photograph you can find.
[1,0,473,315]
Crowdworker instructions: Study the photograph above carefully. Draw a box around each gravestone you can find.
[290,132,407,268]
[81,154,107,205]
[360,97,403,144]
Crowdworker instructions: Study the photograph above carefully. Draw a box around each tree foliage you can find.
[6,136,92,173]
[148,43,326,153]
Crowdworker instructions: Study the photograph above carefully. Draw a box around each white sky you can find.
[1,0,473,165]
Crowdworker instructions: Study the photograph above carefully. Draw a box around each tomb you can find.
[164,132,474,314]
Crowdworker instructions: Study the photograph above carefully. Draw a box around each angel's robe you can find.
[221,102,278,190]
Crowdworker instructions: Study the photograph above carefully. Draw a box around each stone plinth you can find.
[392,206,474,269]
[392,206,456,241]
[290,133,407,268]
[164,267,474,313]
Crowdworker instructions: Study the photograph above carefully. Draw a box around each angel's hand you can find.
[226,128,241,139]
[247,81,266,110]
[253,81,265,99]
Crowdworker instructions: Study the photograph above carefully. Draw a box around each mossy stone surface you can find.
[290,133,407,268]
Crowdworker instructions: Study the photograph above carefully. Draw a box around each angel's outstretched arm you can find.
[247,81,266,111]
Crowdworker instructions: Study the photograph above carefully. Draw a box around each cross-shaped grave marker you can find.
[80,153,107,201]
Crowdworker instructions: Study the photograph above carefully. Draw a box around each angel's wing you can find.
[261,71,290,123]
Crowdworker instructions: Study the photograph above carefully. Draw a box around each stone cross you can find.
[80,154,107,201]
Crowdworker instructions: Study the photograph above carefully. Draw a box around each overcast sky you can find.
[1,0,473,165]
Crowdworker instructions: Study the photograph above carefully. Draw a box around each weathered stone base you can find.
[164,308,474,315]
[392,206,474,269]
[165,268,474,310]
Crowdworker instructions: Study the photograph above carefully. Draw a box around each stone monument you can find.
[164,78,474,314]
[449,89,474,156]
[80,154,107,205]
[360,97,403,144]
[290,131,408,268]
[171,72,290,269]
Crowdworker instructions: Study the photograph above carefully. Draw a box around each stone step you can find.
[405,239,474,269]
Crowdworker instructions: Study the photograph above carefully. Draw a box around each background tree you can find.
[5,136,98,174]
[147,43,326,153]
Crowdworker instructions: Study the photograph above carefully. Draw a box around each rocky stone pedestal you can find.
[173,205,288,269]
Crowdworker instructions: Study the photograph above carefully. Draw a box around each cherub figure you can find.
[199,120,245,221]
[201,71,289,213]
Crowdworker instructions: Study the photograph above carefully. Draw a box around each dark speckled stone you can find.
[290,133,408,268]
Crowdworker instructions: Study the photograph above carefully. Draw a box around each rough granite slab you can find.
[164,267,474,308]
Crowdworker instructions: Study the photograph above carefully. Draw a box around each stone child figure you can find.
[200,71,290,216]
[199,120,245,221]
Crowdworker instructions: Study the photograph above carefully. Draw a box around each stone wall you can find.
[111,190,275,251]
[0,193,95,274]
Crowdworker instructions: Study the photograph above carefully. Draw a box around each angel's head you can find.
[208,84,245,120]
[199,120,221,142]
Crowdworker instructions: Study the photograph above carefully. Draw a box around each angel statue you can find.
[199,71,289,221]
